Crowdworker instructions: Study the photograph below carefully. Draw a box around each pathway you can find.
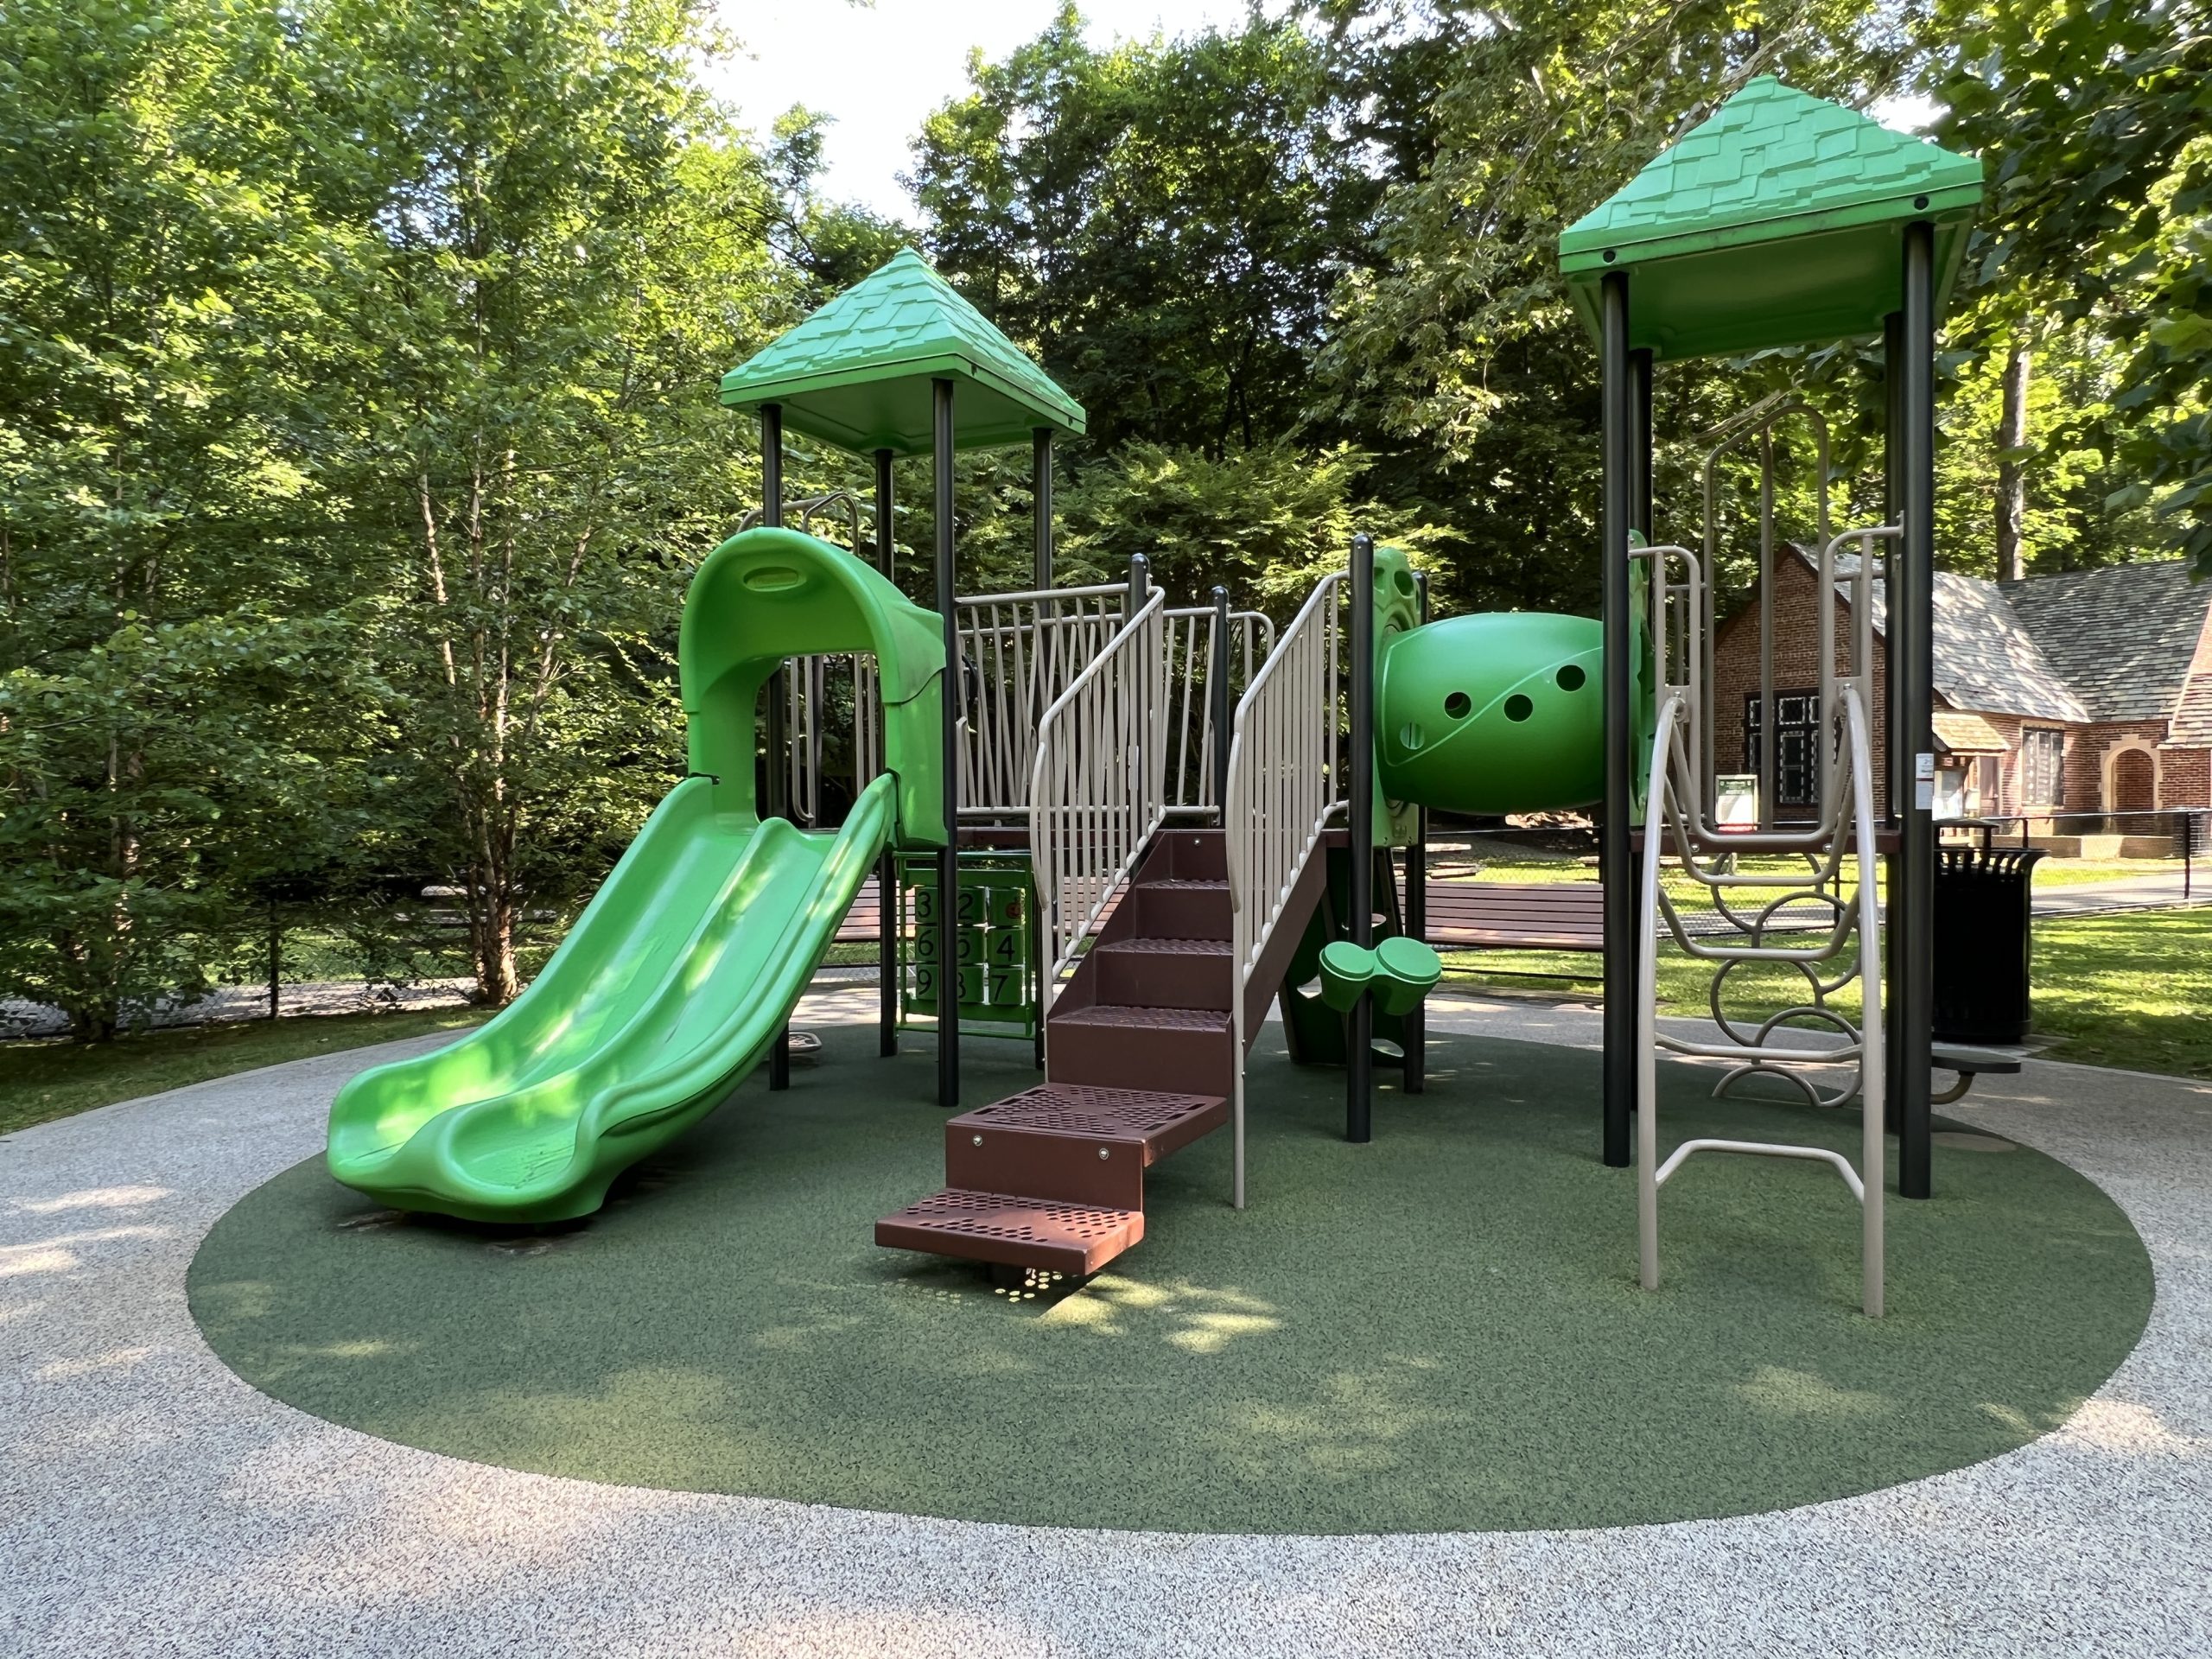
[2,988,2207,1656]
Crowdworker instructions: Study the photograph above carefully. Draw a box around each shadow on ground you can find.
[186,1026,2151,1534]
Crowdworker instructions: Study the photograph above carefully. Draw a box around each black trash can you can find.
[1932,845,2045,1044]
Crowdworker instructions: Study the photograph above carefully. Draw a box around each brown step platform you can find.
[1046,1004,1236,1098]
[957,1082,1227,1162]
[878,1082,1226,1274]
[875,1189,1144,1276]
[1093,936,1232,1010]
[1129,878,1230,938]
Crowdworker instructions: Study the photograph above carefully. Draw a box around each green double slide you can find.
[326,527,948,1223]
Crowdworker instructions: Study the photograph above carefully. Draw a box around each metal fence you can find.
[1942,808,2207,899]
[780,569,1274,831]
[0,880,578,1039]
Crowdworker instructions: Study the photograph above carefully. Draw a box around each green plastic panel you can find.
[1377,612,1605,816]
[895,852,1039,1039]
[324,774,898,1224]
[1560,78,1983,360]
[323,528,952,1222]
[683,524,948,847]
[720,247,1085,456]
[1370,545,1423,847]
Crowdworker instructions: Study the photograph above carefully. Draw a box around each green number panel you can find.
[896,852,1039,1041]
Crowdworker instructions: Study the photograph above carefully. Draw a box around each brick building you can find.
[1712,554,2212,825]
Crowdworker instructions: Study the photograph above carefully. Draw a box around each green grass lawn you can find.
[2015,909,2212,1077]
[7,901,2204,1143]
[1445,842,2185,893]
[2018,857,2189,888]
[0,1007,493,1140]
[1446,904,2212,1081]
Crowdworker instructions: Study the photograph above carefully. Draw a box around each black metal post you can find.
[1881,309,1905,1128]
[1403,569,1429,1096]
[1126,550,1148,619]
[1896,224,1938,1199]
[1208,585,1231,817]
[1347,532,1376,1143]
[874,447,898,1057]
[1033,429,1053,592]
[932,380,961,1109]
[1883,310,1906,827]
[1599,272,1635,1168]
[873,449,895,579]
[763,404,791,1091]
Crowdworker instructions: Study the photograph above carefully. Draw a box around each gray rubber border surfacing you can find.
[3,986,2208,1658]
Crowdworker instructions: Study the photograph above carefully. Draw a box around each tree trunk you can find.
[1996,340,2031,582]
[472,887,519,1006]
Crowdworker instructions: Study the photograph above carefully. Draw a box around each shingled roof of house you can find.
[1818,553,2211,727]
[1998,560,2209,722]
[1838,556,2087,722]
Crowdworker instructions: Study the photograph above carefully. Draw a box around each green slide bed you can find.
[324,774,895,1223]
[325,524,948,1223]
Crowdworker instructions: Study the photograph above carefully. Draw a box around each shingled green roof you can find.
[720,247,1085,457]
[1560,79,1984,361]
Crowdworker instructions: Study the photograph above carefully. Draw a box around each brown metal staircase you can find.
[875,828,1325,1276]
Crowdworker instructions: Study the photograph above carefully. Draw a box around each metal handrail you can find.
[1223,569,1347,1209]
[1027,587,1170,1007]
[1640,524,1896,853]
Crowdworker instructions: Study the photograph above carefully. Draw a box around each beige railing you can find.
[1028,587,1169,999]
[1223,570,1346,1208]
[1633,531,1887,1317]
[957,584,1131,820]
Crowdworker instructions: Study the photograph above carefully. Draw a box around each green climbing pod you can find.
[1371,936,1443,1016]
[1376,611,1606,815]
[1316,935,1441,1016]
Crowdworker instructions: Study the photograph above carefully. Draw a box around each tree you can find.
[298,0,789,1005]
[0,0,383,1039]
[1933,0,2212,572]
[910,6,1376,459]
[1315,0,1917,612]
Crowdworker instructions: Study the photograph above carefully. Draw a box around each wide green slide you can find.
[326,526,948,1223]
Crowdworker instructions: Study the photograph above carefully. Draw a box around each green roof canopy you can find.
[1560,78,1983,362]
[720,247,1085,457]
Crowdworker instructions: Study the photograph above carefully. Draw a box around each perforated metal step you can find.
[958,1082,1227,1161]
[1050,1003,1231,1033]
[874,1188,1144,1274]
[1094,936,1231,957]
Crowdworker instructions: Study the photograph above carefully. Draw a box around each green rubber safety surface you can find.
[189,1027,2151,1535]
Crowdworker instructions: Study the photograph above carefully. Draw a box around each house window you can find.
[1744,689,1821,810]
[2022,728,2066,809]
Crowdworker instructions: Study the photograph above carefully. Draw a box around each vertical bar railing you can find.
[1027,587,1170,1001]
[1223,569,1348,1209]
[952,585,1271,822]
[955,584,1130,820]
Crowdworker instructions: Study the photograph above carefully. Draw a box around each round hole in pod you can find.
[1504,694,1534,721]
[1445,691,1471,720]
[1556,664,1586,691]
